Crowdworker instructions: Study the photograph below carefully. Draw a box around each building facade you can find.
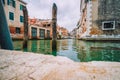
[3,0,27,39]
[59,27,68,38]
[28,18,68,39]
[70,28,77,38]
[77,0,120,39]
[28,18,52,39]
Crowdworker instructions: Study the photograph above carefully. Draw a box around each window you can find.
[40,29,45,39]
[20,4,23,10]
[102,21,115,30]
[9,12,14,20]
[7,0,16,8]
[47,24,51,26]
[118,23,120,28]
[16,27,20,34]
[32,27,37,38]
[2,0,5,4]
[7,0,10,5]
[20,16,24,23]
[47,30,50,38]
[12,0,15,7]
[43,24,46,27]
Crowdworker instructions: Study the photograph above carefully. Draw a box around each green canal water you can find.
[13,39,120,62]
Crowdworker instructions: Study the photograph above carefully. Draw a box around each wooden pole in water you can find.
[52,3,57,54]
[0,0,13,50]
[52,3,57,41]
[23,6,28,49]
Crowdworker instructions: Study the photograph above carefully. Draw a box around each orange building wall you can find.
[9,26,16,34]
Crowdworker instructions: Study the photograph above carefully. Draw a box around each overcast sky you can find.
[23,0,80,32]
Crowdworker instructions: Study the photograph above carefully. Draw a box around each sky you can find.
[23,0,80,32]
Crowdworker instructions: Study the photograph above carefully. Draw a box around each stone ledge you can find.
[80,38,120,41]
[0,49,120,80]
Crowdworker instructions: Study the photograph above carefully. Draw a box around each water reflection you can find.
[13,39,120,62]
[57,39,79,61]
[52,40,57,56]
[74,40,120,62]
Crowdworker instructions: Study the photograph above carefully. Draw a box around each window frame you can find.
[2,0,5,4]
[7,0,16,8]
[31,27,37,38]
[39,29,45,38]
[16,27,21,34]
[47,30,50,38]
[20,4,23,10]
[20,15,24,23]
[102,21,115,30]
[9,12,14,20]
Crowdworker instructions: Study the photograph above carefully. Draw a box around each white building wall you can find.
[80,1,92,38]
[86,1,92,36]
[4,0,26,28]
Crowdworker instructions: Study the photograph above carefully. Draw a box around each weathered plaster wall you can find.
[90,0,103,35]
[98,0,120,35]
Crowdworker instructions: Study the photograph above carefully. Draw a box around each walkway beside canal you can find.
[0,49,120,80]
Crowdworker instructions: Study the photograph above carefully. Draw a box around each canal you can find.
[13,39,120,62]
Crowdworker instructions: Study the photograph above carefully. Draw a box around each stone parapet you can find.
[0,49,120,80]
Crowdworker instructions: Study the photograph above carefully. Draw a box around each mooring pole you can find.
[23,6,28,49]
[0,0,13,50]
[52,3,57,41]
[52,3,57,55]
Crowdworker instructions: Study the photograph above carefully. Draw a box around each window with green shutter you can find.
[9,12,14,20]
[40,29,45,39]
[7,0,16,8]
[32,28,37,38]
[12,0,15,8]
[47,30,50,38]
[2,0,5,4]
[20,16,24,23]
[20,4,23,10]
[7,0,10,5]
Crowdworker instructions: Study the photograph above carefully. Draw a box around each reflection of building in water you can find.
[101,50,120,61]
[39,40,52,54]
[45,40,51,49]
[27,40,52,54]
[39,40,45,50]
[74,40,91,62]
[30,40,37,53]
[75,40,120,62]
[61,40,68,50]
[57,40,68,52]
